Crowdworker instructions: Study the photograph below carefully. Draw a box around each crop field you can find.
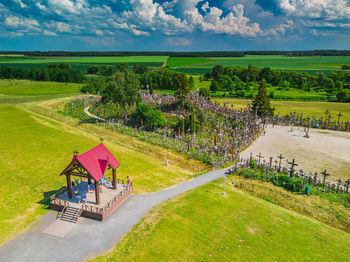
[166,57,217,67]
[0,56,169,72]
[171,55,350,75]
[214,98,350,122]
[93,178,350,262]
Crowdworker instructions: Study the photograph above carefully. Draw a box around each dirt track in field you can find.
[240,125,350,181]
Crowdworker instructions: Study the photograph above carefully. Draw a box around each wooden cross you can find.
[288,159,298,176]
[336,178,342,193]
[73,149,79,156]
[274,160,278,170]
[100,137,104,144]
[256,152,264,165]
[277,154,284,171]
[269,157,273,169]
[321,169,330,187]
[337,112,343,125]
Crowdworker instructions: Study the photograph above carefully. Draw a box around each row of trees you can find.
[0,63,85,83]
[206,64,350,99]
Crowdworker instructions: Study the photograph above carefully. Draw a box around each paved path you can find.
[83,106,105,121]
[0,168,227,262]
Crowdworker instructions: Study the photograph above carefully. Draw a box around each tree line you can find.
[0,63,85,83]
[205,64,350,101]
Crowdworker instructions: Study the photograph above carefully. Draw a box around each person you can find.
[83,194,87,203]
[77,194,81,204]
[72,181,75,188]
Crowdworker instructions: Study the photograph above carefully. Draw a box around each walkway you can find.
[83,106,105,121]
[0,168,227,262]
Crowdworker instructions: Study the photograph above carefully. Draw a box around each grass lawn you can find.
[0,103,207,245]
[92,178,350,262]
[214,98,350,122]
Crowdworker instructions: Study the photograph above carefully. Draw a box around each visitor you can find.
[77,194,81,204]
[83,194,87,203]
[72,181,75,188]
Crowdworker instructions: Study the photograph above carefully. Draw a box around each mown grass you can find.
[0,79,82,95]
[0,102,207,245]
[92,178,350,262]
[214,98,350,122]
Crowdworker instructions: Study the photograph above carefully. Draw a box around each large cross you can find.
[321,169,330,187]
[277,154,284,171]
[256,152,264,165]
[73,149,79,156]
[288,159,298,176]
[337,112,343,125]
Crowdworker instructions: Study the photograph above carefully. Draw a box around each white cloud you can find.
[166,37,191,46]
[43,29,56,35]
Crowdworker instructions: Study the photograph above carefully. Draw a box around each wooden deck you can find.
[50,181,132,220]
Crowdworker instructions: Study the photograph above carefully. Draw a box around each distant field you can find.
[0,56,169,72]
[166,57,217,67]
[171,55,350,75]
[93,179,350,262]
[214,98,350,122]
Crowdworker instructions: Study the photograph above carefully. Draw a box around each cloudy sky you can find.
[1,0,350,51]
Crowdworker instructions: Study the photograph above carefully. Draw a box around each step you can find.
[60,207,81,223]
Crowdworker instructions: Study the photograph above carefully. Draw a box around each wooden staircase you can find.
[60,207,82,223]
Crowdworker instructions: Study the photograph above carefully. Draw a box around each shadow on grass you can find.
[78,118,97,125]
[37,186,66,209]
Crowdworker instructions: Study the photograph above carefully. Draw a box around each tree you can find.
[210,80,219,92]
[204,71,212,80]
[341,64,350,70]
[188,76,195,90]
[133,64,148,74]
[174,72,189,106]
[199,86,210,97]
[134,103,165,129]
[87,66,99,75]
[212,65,224,80]
[103,70,140,120]
[336,89,350,102]
[251,79,274,117]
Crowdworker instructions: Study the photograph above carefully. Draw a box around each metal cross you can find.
[256,152,264,165]
[337,112,343,125]
[336,178,342,193]
[288,159,298,176]
[277,154,284,171]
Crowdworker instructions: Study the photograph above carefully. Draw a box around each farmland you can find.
[169,55,350,75]
[93,178,350,262]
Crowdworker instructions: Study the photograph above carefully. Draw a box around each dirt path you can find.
[240,125,350,180]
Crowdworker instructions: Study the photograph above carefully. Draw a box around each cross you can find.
[256,152,264,165]
[344,179,350,193]
[274,160,278,170]
[336,178,342,193]
[313,172,318,184]
[277,154,284,171]
[100,137,104,144]
[73,149,79,156]
[269,157,273,169]
[337,112,343,125]
[321,169,330,187]
[288,159,298,176]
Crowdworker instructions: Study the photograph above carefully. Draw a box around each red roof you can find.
[75,143,120,182]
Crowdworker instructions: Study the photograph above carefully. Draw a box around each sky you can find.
[0,0,349,51]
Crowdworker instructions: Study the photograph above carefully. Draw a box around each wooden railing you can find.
[50,187,67,201]
[51,198,70,207]
[102,185,133,213]
[81,204,104,214]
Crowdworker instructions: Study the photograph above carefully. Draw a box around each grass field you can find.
[92,178,350,262]
[0,79,83,104]
[214,98,350,122]
[0,56,169,64]
[171,55,350,75]
[166,57,217,67]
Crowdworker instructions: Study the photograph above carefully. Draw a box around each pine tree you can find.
[251,79,274,117]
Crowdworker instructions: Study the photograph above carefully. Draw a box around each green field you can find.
[166,57,217,67]
[0,79,83,103]
[171,55,350,75]
[93,178,350,262]
[214,98,350,122]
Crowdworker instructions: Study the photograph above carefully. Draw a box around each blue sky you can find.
[0,0,349,51]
